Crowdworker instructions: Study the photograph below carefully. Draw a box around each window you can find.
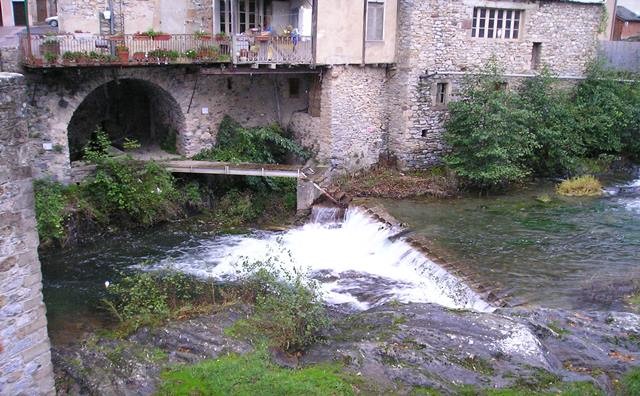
[288,78,300,98]
[435,82,449,105]
[531,42,542,70]
[472,8,521,39]
[366,0,384,41]
[238,0,258,33]
[219,0,229,33]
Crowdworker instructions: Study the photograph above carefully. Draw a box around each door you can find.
[36,0,47,22]
[12,1,26,26]
[0,2,4,27]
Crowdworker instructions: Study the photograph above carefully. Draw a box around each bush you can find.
[34,180,67,245]
[444,59,640,189]
[193,115,308,164]
[238,259,328,352]
[444,61,536,189]
[83,126,112,163]
[556,175,603,197]
[104,272,217,334]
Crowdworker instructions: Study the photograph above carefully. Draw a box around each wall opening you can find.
[67,79,185,162]
[531,42,542,70]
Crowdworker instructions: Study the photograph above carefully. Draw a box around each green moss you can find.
[410,387,443,395]
[547,321,571,338]
[158,351,355,395]
[459,356,495,376]
[456,381,603,396]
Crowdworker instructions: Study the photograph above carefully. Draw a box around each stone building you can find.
[16,0,604,179]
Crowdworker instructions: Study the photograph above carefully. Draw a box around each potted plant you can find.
[133,52,147,62]
[62,51,76,65]
[133,31,152,40]
[116,44,129,63]
[44,51,58,65]
[184,49,198,61]
[215,32,229,43]
[76,52,90,65]
[40,34,60,56]
[194,30,212,41]
[150,28,171,41]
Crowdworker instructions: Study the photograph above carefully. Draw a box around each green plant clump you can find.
[34,179,67,244]
[623,367,640,396]
[556,175,603,197]
[193,115,308,164]
[444,59,640,190]
[236,258,329,352]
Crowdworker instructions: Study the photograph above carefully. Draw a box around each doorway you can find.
[12,1,26,26]
[36,0,47,22]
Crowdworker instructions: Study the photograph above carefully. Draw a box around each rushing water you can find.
[41,173,640,344]
[381,175,640,311]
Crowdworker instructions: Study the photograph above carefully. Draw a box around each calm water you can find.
[380,177,640,311]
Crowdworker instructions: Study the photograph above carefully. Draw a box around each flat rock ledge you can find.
[53,303,640,395]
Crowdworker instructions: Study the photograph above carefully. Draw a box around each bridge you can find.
[71,159,331,211]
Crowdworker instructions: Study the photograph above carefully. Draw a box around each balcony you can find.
[20,32,313,68]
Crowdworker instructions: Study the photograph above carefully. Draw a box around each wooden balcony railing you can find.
[20,33,232,67]
[232,34,313,65]
[20,32,314,68]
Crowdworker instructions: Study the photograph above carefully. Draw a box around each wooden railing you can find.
[20,33,232,67]
[232,34,313,65]
[20,32,313,67]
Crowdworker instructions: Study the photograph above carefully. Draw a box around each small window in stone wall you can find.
[288,78,301,98]
[472,8,521,39]
[435,82,449,106]
[531,42,542,70]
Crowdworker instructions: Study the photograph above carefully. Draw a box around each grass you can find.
[457,381,603,395]
[623,367,640,396]
[556,175,603,197]
[158,351,356,395]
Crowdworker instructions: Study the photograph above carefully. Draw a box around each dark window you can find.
[472,7,521,39]
[531,42,542,70]
[289,78,300,98]
[436,82,448,105]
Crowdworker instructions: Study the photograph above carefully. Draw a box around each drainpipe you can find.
[24,0,32,59]
[311,0,317,66]
[361,0,367,66]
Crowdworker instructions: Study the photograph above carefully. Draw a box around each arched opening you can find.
[67,79,185,162]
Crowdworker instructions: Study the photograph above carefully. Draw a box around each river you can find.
[41,174,640,345]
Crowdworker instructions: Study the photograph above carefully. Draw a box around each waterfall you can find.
[146,207,493,312]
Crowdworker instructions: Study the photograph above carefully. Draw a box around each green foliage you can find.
[237,258,329,352]
[148,49,180,60]
[87,160,180,225]
[444,60,640,189]
[104,272,217,335]
[122,138,141,151]
[444,60,535,189]
[34,180,67,245]
[83,126,112,163]
[623,367,640,396]
[160,129,177,154]
[158,350,354,396]
[193,115,308,164]
[213,190,259,228]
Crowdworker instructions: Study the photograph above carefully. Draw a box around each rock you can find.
[52,302,640,395]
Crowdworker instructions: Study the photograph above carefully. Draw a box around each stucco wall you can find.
[25,67,310,181]
[315,0,398,65]
[388,0,604,169]
[0,72,55,396]
[58,0,212,34]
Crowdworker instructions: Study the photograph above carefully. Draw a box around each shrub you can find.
[34,180,67,245]
[556,175,603,197]
[238,258,328,352]
[444,61,535,189]
[83,126,112,163]
[193,115,308,164]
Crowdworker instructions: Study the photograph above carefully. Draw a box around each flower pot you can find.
[133,34,151,40]
[197,35,212,41]
[117,50,130,63]
[133,52,147,62]
[154,34,172,41]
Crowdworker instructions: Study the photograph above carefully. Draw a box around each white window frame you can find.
[471,7,522,40]
[366,0,385,42]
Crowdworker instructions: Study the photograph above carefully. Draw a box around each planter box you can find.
[133,34,152,40]
[117,50,130,63]
[154,34,172,41]
[40,42,61,56]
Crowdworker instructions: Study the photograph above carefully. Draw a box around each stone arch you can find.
[66,77,187,162]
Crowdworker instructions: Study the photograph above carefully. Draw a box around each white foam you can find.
[144,208,493,312]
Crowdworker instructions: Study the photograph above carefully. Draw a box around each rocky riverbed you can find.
[53,302,639,395]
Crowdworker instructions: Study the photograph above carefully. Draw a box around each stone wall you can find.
[0,73,55,395]
[25,67,310,180]
[389,0,604,169]
[292,65,390,171]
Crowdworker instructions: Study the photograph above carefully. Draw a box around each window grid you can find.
[472,8,521,39]
[436,83,448,105]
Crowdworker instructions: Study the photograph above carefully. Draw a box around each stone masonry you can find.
[388,0,605,169]
[0,73,55,395]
